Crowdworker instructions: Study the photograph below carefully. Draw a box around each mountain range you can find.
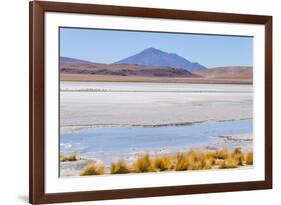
[60,47,252,83]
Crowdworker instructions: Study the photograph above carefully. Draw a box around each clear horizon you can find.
[60,27,253,68]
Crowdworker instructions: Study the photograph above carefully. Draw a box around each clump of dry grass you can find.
[175,153,189,171]
[186,150,214,170]
[205,152,217,165]
[60,153,77,162]
[80,162,104,176]
[133,154,155,173]
[153,155,174,171]
[217,148,248,169]
[219,157,239,169]
[245,151,253,165]
[111,160,131,174]
[186,150,204,170]
[231,148,245,166]
[214,149,230,160]
[175,150,215,171]
[203,152,216,169]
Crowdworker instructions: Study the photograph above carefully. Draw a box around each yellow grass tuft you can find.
[133,154,155,173]
[186,150,204,170]
[153,155,174,171]
[214,148,230,160]
[245,151,253,165]
[60,153,77,162]
[219,157,239,169]
[185,150,213,170]
[232,148,245,166]
[175,150,214,171]
[175,153,189,171]
[205,152,216,166]
[111,160,131,174]
[80,162,104,176]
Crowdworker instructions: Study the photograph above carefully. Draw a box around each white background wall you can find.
[0,0,279,204]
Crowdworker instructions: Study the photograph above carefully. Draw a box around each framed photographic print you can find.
[29,1,272,204]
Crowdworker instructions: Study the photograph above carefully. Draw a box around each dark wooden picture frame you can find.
[29,1,272,204]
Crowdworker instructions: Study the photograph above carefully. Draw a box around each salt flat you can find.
[60,82,252,130]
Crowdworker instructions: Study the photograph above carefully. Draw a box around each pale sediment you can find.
[60,82,253,130]
[205,133,253,152]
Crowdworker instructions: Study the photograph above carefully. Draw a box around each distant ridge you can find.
[60,57,94,64]
[60,55,252,84]
[60,60,197,78]
[114,47,206,71]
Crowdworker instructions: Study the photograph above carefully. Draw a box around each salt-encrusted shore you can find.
[60,82,252,131]
[205,133,253,152]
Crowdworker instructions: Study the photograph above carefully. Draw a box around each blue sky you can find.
[60,27,253,68]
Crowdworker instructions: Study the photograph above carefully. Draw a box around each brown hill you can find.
[60,58,252,84]
[194,66,253,80]
[60,62,198,78]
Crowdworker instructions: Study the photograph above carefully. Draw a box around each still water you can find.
[60,119,252,165]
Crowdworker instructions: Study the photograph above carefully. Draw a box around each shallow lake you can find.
[60,119,252,166]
